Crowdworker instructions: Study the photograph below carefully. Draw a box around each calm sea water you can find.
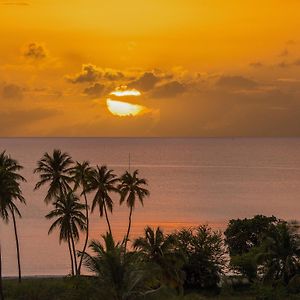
[1,137,300,276]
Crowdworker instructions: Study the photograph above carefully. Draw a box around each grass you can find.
[3,277,300,300]
[3,277,99,300]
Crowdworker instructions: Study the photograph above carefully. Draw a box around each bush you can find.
[172,225,226,291]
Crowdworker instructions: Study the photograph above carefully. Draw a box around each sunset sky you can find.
[1,0,300,136]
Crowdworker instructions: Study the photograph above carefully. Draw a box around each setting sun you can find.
[106,99,145,117]
[110,89,141,97]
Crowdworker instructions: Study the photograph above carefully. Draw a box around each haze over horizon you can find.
[1,0,300,137]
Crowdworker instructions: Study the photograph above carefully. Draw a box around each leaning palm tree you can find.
[118,170,149,251]
[70,161,93,275]
[86,165,119,236]
[34,149,74,203]
[45,191,86,276]
[0,151,26,283]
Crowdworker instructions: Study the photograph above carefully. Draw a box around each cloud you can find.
[286,40,296,45]
[279,49,289,57]
[249,62,263,68]
[67,64,102,83]
[274,59,300,68]
[128,72,160,91]
[152,81,186,98]
[154,82,300,137]
[277,61,290,68]
[0,108,58,135]
[67,65,129,84]
[22,43,47,60]
[103,70,125,81]
[1,84,23,100]
[83,83,105,97]
[216,75,258,89]
[293,59,300,66]
[49,110,160,137]
[277,78,300,83]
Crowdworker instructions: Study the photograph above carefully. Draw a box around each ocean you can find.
[1,137,300,276]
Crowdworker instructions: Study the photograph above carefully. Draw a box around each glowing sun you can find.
[106,99,145,117]
[106,87,147,117]
[110,88,141,97]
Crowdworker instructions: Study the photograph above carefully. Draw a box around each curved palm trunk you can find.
[70,231,78,275]
[11,209,21,283]
[67,235,74,276]
[124,206,133,252]
[103,202,112,236]
[77,192,89,275]
[0,244,4,300]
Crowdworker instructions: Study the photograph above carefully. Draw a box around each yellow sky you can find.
[0,0,300,136]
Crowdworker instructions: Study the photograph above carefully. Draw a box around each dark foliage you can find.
[171,225,226,290]
[224,215,279,281]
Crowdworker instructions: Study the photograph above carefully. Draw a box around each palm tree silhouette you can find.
[118,170,149,251]
[133,226,184,289]
[133,226,176,262]
[82,233,147,300]
[45,191,86,276]
[34,149,73,203]
[0,151,26,283]
[86,165,119,236]
[0,245,3,300]
[70,160,93,275]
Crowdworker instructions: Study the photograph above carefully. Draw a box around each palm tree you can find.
[134,226,174,261]
[45,191,86,276]
[118,170,149,251]
[82,233,147,300]
[133,226,184,289]
[0,151,26,283]
[0,244,3,300]
[34,149,74,203]
[86,165,119,236]
[70,161,93,275]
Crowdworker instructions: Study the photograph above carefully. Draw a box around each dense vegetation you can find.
[1,149,300,300]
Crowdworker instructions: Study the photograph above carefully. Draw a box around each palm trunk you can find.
[103,202,112,236]
[70,231,78,275]
[11,209,21,283]
[0,244,4,300]
[77,192,89,275]
[67,234,74,276]
[124,206,133,252]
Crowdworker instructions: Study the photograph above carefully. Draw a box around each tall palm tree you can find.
[45,191,86,276]
[70,161,93,275]
[0,244,3,300]
[0,151,26,283]
[86,165,119,236]
[34,149,74,203]
[118,170,149,251]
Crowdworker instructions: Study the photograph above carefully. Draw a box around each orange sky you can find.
[0,0,300,136]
